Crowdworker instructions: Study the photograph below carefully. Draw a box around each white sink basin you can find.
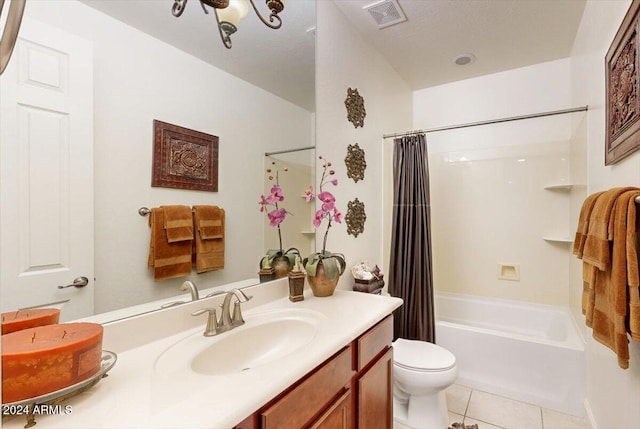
[154,308,324,376]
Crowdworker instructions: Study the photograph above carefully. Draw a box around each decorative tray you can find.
[2,350,117,428]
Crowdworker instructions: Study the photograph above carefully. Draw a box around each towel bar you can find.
[138,206,205,216]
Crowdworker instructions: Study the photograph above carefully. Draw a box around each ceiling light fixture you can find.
[171,0,285,49]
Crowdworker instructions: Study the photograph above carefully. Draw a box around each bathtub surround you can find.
[573,188,640,369]
[389,133,435,342]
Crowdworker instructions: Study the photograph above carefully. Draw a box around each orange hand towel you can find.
[192,205,225,273]
[583,187,638,271]
[590,190,640,369]
[162,205,194,243]
[573,191,604,258]
[194,205,223,239]
[148,207,192,281]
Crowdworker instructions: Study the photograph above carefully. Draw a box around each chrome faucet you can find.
[191,308,218,336]
[218,288,252,333]
[179,280,200,301]
[191,288,252,337]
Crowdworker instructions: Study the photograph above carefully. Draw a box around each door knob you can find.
[58,276,89,289]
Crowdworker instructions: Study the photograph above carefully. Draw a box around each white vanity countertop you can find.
[2,283,402,429]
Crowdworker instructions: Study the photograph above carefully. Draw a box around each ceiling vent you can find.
[363,0,407,29]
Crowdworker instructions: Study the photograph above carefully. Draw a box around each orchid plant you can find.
[302,156,346,281]
[258,162,298,270]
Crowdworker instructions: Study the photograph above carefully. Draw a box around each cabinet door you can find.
[309,390,353,429]
[0,17,94,321]
[357,347,393,429]
[261,347,353,429]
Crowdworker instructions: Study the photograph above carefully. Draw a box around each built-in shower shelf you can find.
[543,236,573,243]
[543,184,573,190]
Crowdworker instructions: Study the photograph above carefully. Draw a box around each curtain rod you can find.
[383,105,589,139]
[265,146,315,157]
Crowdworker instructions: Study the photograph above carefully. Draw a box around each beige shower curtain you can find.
[388,133,435,343]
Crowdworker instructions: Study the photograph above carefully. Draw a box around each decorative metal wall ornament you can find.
[345,143,366,183]
[605,0,640,165]
[345,198,366,238]
[345,88,366,128]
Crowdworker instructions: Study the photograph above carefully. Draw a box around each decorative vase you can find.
[272,256,292,279]
[307,261,340,297]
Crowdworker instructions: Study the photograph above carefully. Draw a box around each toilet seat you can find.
[393,338,456,372]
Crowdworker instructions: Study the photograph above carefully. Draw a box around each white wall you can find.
[23,1,314,313]
[413,59,578,306]
[570,1,640,427]
[316,1,412,290]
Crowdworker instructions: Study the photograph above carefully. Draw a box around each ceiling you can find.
[334,0,587,91]
[80,0,317,112]
[80,0,587,112]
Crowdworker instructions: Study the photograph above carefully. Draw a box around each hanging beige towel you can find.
[192,205,225,273]
[148,207,192,281]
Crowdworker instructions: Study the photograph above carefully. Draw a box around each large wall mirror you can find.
[263,147,316,260]
[0,0,315,322]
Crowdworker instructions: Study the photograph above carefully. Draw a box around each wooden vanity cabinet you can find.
[233,315,393,429]
[354,316,394,429]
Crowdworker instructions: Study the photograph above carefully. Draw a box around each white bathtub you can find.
[435,292,585,416]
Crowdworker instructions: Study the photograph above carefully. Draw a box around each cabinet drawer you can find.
[357,315,393,371]
[261,346,354,429]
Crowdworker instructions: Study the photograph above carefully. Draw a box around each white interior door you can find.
[0,17,94,321]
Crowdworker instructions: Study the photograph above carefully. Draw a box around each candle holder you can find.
[288,271,305,302]
[258,266,275,283]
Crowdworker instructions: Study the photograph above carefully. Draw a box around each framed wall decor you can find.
[152,120,219,191]
[605,0,640,165]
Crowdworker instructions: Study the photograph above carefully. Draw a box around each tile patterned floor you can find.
[394,384,588,429]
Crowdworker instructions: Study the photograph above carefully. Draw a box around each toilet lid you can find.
[393,338,456,371]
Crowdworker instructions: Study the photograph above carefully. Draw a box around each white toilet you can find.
[393,338,458,429]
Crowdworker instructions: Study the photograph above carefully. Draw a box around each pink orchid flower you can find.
[267,208,287,227]
[333,208,343,223]
[331,179,338,186]
[318,191,336,212]
[313,209,325,228]
[304,186,314,202]
[270,185,284,202]
[258,195,270,212]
